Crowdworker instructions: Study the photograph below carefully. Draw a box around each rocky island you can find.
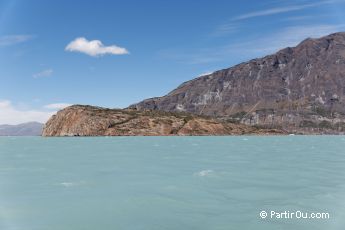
[44,32,345,136]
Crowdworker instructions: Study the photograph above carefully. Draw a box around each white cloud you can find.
[0,35,33,46]
[44,103,72,110]
[33,69,53,78]
[0,100,54,125]
[233,0,339,21]
[65,37,129,57]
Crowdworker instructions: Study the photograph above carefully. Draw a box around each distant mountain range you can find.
[0,122,43,136]
[130,32,345,134]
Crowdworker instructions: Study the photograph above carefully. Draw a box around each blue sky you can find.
[1,0,345,124]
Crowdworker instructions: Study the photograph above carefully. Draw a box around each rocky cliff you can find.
[130,32,345,134]
[42,105,283,136]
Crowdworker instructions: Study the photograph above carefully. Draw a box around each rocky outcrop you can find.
[42,105,284,136]
[130,32,345,134]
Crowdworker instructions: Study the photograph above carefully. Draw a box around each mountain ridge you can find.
[130,32,345,133]
[0,122,43,136]
[43,32,345,135]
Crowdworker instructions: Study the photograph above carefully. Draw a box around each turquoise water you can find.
[1,136,345,230]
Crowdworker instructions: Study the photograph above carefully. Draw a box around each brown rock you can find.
[42,105,284,136]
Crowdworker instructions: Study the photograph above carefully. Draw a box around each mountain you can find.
[42,105,284,136]
[0,122,43,136]
[130,32,345,134]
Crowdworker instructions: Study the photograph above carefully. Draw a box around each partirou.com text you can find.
[260,210,330,220]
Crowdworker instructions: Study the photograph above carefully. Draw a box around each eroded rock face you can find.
[42,105,283,136]
[130,32,345,133]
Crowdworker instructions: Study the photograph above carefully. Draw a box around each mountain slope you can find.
[130,32,345,133]
[0,122,43,136]
[42,105,284,136]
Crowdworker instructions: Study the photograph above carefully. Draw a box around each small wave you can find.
[57,181,85,188]
[195,169,213,177]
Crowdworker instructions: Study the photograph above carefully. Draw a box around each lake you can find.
[1,136,345,230]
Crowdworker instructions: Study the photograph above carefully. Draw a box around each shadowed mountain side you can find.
[130,32,345,134]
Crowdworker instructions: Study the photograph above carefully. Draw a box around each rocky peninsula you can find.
[42,105,283,136]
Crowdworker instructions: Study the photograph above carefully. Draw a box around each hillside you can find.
[42,105,284,136]
[130,32,345,134]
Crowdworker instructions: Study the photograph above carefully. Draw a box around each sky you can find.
[1,0,345,124]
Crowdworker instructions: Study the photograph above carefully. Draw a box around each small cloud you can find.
[212,23,238,37]
[232,0,338,21]
[44,103,72,110]
[234,5,307,21]
[0,35,34,46]
[65,37,129,57]
[33,69,53,79]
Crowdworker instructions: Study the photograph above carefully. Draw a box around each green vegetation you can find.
[312,106,332,117]
[299,119,343,130]
[334,122,345,131]
[318,120,333,129]
[299,120,317,128]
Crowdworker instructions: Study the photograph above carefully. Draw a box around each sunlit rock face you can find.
[130,32,345,133]
[42,105,284,136]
